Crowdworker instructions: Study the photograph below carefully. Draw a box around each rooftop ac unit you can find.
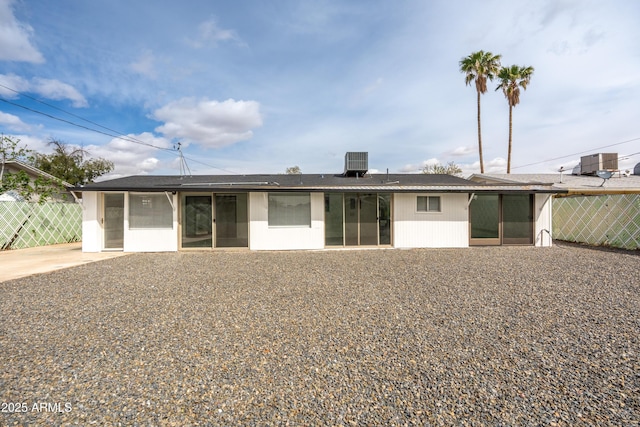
[634,162,640,176]
[580,153,618,175]
[343,152,368,177]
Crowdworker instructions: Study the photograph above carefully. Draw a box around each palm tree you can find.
[459,50,502,173]
[496,65,534,173]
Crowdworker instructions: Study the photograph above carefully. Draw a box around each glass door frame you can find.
[324,192,393,247]
[502,194,534,245]
[179,192,249,250]
[102,192,125,251]
[214,193,249,248]
[469,193,534,246]
[180,193,214,249]
[469,194,501,246]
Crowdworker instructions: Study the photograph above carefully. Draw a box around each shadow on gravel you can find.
[554,239,640,256]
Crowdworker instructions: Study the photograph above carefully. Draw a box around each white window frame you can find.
[268,192,311,227]
[417,195,441,213]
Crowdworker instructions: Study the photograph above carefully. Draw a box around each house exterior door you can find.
[181,193,248,249]
[502,194,534,244]
[214,194,248,248]
[325,193,392,246]
[469,194,533,245]
[103,193,124,250]
[181,195,213,248]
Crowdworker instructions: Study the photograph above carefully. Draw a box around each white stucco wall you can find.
[249,192,324,250]
[123,193,178,252]
[81,191,178,252]
[534,193,553,247]
[393,193,469,248]
[81,189,553,252]
[81,191,102,252]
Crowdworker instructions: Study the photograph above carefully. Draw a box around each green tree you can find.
[1,135,63,202]
[32,139,113,185]
[459,50,502,173]
[422,161,463,176]
[496,65,534,173]
[286,165,301,174]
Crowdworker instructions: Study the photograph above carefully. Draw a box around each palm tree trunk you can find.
[477,90,484,173]
[507,105,513,174]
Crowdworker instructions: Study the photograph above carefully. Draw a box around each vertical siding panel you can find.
[534,194,553,247]
[394,193,469,248]
[249,192,324,250]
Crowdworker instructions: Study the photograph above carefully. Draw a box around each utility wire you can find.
[0,96,173,152]
[0,83,172,153]
[512,137,640,169]
[3,83,637,175]
[0,93,239,174]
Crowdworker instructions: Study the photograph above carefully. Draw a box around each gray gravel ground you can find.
[1,243,639,426]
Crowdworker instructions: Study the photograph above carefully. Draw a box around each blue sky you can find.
[1,0,639,179]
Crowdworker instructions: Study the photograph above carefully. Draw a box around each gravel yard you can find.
[1,244,639,426]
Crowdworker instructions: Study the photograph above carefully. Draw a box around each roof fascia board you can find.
[73,185,567,194]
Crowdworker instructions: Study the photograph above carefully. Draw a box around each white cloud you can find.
[0,73,87,107]
[457,157,507,176]
[0,133,46,154]
[186,17,240,48]
[153,98,263,148]
[398,158,440,173]
[129,50,157,79]
[32,78,88,108]
[0,73,28,97]
[0,0,44,63]
[450,146,476,156]
[486,157,507,173]
[87,132,173,178]
[0,111,31,131]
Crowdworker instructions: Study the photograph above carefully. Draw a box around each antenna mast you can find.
[175,142,192,177]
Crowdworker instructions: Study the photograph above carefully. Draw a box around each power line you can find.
[0,91,239,174]
[0,83,172,153]
[512,137,640,169]
[0,96,173,152]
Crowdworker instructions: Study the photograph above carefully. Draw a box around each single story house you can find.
[74,155,566,252]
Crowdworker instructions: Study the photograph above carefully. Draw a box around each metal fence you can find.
[553,194,640,250]
[0,201,82,250]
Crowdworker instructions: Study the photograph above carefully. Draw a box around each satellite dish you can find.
[596,170,613,187]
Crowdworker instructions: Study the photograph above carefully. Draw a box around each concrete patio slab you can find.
[0,242,129,282]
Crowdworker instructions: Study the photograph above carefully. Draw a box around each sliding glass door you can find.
[326,193,392,246]
[181,193,248,249]
[103,193,124,250]
[324,193,344,246]
[469,194,500,245]
[182,195,213,248]
[502,194,533,245]
[469,194,533,245]
[215,194,248,248]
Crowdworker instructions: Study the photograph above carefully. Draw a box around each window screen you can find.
[268,193,311,227]
[129,193,173,228]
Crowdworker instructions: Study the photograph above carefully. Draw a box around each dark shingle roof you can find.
[75,173,566,194]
